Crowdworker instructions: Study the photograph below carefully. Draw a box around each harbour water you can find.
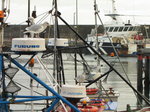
[9,53,138,111]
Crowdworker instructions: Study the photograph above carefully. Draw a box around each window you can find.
[114,27,119,32]
[105,27,109,32]
[123,27,129,31]
[118,27,124,32]
[108,27,114,32]
[128,27,133,31]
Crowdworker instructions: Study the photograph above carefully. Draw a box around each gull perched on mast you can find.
[24,21,49,38]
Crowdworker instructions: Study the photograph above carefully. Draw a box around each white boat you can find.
[85,0,144,56]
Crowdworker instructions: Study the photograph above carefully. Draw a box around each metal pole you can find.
[0,1,9,111]
[0,96,57,104]
[144,56,150,100]
[30,67,34,112]
[53,0,58,84]
[0,55,9,112]
[74,0,78,84]
[137,54,143,104]
[46,90,49,108]
[76,0,78,26]
[59,52,65,84]
[0,0,5,52]
[94,0,100,72]
[28,0,30,26]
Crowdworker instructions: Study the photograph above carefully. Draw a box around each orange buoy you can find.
[78,105,98,112]
[0,10,4,23]
[29,58,34,67]
[110,52,115,57]
[0,11,4,18]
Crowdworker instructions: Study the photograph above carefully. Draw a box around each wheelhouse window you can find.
[105,27,109,32]
[118,27,124,32]
[128,27,133,31]
[123,27,129,31]
[114,27,119,32]
[108,27,114,32]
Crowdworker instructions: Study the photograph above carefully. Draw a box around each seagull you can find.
[28,17,35,25]
[75,75,86,83]
[24,22,49,38]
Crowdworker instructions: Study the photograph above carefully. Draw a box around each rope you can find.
[36,56,68,112]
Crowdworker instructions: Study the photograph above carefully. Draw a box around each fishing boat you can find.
[86,24,142,56]
[85,0,145,56]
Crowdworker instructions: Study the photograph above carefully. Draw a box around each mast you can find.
[94,0,100,72]
[27,0,30,26]
[76,0,78,26]
[112,0,117,14]
[111,0,119,23]
[52,0,57,87]
[0,0,9,111]
[53,0,65,91]
[27,1,34,111]
[74,0,78,84]
[0,0,4,52]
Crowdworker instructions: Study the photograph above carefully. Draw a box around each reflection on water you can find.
[103,58,137,111]
[83,56,138,111]
[9,54,138,111]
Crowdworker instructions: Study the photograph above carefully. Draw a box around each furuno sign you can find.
[14,45,40,48]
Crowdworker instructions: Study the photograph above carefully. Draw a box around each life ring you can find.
[86,88,98,95]
[78,105,98,112]
[86,92,98,95]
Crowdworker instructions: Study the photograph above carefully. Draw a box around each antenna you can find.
[27,0,30,26]
[74,0,78,84]
[112,0,117,14]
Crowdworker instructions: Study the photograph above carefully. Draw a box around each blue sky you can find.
[2,0,150,25]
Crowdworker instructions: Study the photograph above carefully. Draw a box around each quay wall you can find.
[3,25,150,51]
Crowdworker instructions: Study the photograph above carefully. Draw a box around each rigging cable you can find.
[96,4,143,106]
[36,56,68,111]
[47,13,53,39]
[15,82,44,96]
[36,12,50,24]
